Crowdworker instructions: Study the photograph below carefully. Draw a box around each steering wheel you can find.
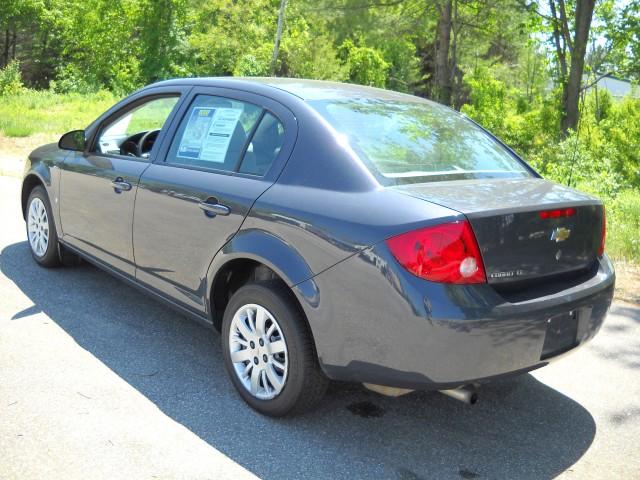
[137,129,161,157]
[120,140,139,157]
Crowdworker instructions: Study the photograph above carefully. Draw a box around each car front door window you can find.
[96,96,179,159]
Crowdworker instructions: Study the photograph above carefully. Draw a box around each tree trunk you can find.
[11,28,16,59]
[270,0,287,76]
[433,0,452,105]
[549,0,567,82]
[561,0,596,134]
[3,29,9,67]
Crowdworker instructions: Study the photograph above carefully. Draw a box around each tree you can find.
[547,0,597,135]
[137,0,188,83]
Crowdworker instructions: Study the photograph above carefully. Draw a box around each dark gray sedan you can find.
[21,78,614,416]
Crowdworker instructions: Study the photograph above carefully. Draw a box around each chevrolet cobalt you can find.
[21,78,614,416]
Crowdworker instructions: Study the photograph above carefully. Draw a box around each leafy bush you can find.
[380,39,419,93]
[279,19,347,81]
[233,51,271,77]
[49,65,98,94]
[461,67,510,132]
[339,40,389,87]
[0,61,25,96]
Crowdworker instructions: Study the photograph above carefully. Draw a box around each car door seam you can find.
[131,161,153,273]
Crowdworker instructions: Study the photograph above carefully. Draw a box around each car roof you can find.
[148,77,427,103]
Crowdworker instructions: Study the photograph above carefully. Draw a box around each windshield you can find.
[308,98,532,185]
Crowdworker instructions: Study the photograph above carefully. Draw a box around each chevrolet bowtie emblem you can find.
[551,227,571,242]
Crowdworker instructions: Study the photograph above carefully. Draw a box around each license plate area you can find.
[540,311,579,360]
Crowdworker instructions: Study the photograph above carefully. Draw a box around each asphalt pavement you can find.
[1,175,639,479]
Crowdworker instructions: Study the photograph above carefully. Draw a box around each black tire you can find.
[25,186,61,268]
[222,280,328,416]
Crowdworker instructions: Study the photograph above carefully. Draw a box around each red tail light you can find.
[539,207,576,219]
[386,220,486,284]
[598,207,606,257]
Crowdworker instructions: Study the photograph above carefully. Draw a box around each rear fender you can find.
[205,228,317,323]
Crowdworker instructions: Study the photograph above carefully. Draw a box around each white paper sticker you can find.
[200,108,243,163]
[176,107,242,163]
[177,107,214,159]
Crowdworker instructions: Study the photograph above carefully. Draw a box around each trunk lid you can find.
[393,178,604,285]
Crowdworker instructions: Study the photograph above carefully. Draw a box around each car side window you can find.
[166,95,262,172]
[238,113,285,176]
[95,96,179,159]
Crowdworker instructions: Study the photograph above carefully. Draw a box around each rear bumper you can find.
[295,247,615,390]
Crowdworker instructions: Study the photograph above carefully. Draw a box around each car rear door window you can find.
[166,95,262,172]
[238,113,285,176]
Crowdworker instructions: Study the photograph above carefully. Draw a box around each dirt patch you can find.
[0,133,59,177]
[613,260,640,306]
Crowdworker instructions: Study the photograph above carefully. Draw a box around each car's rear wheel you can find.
[26,186,61,267]
[222,281,328,416]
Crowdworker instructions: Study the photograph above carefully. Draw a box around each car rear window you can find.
[308,98,532,184]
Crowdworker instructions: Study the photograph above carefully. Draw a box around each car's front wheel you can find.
[26,186,61,267]
[222,281,328,416]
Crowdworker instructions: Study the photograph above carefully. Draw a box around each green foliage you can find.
[461,67,509,132]
[381,39,419,92]
[53,0,142,93]
[233,51,272,77]
[607,190,640,261]
[0,61,24,96]
[137,0,188,82]
[279,17,346,80]
[49,65,98,94]
[186,0,277,77]
[339,40,389,87]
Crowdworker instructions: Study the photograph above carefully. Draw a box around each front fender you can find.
[21,144,59,214]
[21,169,50,217]
[21,143,68,234]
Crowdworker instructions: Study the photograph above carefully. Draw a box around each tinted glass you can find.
[167,95,262,171]
[308,98,531,184]
[96,96,179,157]
[238,113,284,176]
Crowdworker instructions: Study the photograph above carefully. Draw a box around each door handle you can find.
[199,201,230,216]
[111,178,132,192]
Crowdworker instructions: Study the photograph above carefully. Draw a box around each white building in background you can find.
[583,73,639,99]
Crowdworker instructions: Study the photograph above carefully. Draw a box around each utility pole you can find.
[270,0,287,76]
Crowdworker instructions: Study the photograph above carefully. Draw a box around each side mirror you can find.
[59,130,86,151]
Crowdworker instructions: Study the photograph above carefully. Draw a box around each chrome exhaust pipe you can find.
[439,386,478,404]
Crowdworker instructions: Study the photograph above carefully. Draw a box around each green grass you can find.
[2,123,34,137]
[568,183,640,263]
[606,189,640,262]
[0,89,118,137]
